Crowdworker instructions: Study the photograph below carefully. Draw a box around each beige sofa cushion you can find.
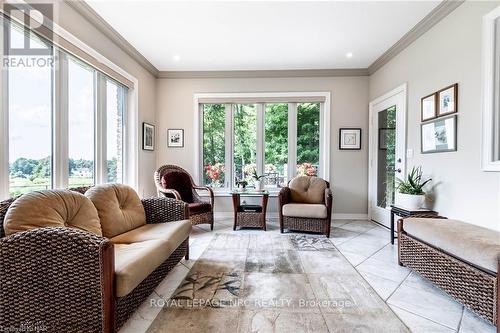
[404,218,500,273]
[112,220,191,297]
[3,190,101,236]
[85,184,146,238]
[289,176,327,204]
[282,203,327,219]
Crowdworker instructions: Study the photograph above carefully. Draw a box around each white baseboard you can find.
[215,212,368,220]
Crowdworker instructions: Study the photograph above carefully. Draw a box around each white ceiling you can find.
[86,1,441,72]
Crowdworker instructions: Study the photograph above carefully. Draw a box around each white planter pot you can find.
[396,193,425,210]
[254,180,262,191]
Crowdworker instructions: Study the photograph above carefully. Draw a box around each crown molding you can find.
[368,0,464,75]
[65,0,159,77]
[158,68,369,79]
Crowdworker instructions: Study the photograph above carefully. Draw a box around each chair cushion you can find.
[112,220,191,297]
[289,176,327,204]
[404,218,500,273]
[160,170,194,203]
[3,190,102,236]
[85,184,146,238]
[282,203,327,219]
[188,202,211,215]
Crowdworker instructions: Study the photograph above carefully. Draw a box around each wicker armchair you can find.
[155,164,214,230]
[278,176,333,237]
[0,186,189,333]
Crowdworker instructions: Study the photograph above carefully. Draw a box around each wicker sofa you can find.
[398,217,499,329]
[0,184,190,333]
[278,176,333,237]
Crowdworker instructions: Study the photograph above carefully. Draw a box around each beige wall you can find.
[156,77,369,215]
[54,1,158,197]
[370,1,500,231]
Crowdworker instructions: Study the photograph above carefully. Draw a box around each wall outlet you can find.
[406,149,414,159]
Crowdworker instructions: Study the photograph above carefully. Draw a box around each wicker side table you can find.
[231,191,269,231]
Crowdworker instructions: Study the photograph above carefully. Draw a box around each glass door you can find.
[369,86,406,228]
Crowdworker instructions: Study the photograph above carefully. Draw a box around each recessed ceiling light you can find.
[346,52,353,59]
[173,55,181,62]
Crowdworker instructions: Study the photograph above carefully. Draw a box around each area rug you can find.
[147,233,410,333]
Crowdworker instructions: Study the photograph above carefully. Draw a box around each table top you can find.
[231,190,269,196]
[390,205,437,214]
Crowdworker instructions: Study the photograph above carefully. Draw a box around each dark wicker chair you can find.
[398,216,499,328]
[0,186,189,333]
[155,164,214,230]
[278,176,333,237]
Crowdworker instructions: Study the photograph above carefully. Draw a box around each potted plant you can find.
[396,166,431,210]
[251,170,265,191]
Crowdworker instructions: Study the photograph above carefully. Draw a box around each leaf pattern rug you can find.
[147,233,410,333]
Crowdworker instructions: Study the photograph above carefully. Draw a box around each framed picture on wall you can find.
[421,115,457,154]
[421,93,437,121]
[339,128,361,150]
[142,122,155,151]
[437,83,458,117]
[167,129,184,148]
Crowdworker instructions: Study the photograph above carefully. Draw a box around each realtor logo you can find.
[3,2,53,56]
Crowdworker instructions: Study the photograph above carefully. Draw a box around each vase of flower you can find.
[396,166,431,210]
[251,170,265,191]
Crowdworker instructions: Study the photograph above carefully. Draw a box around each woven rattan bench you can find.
[0,186,190,333]
[398,216,499,330]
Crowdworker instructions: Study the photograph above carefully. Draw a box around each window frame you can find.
[0,16,138,199]
[194,92,331,195]
[482,6,500,172]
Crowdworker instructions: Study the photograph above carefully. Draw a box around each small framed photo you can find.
[142,122,155,151]
[437,83,458,117]
[379,128,395,150]
[421,115,457,154]
[167,129,184,148]
[421,93,437,121]
[339,128,362,150]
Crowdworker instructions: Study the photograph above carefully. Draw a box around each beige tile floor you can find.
[119,218,496,333]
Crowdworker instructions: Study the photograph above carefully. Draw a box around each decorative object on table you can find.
[437,83,458,117]
[421,92,437,121]
[395,166,432,210]
[155,164,214,229]
[421,115,457,153]
[167,128,184,148]
[339,128,361,150]
[378,128,394,150]
[142,122,155,151]
[251,169,265,191]
[237,180,248,190]
[278,176,333,237]
[231,191,269,231]
[297,162,317,176]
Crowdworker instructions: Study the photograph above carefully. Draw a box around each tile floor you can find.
[119,218,496,333]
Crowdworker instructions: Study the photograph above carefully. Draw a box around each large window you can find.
[68,58,95,187]
[199,95,328,192]
[8,30,53,197]
[2,18,129,198]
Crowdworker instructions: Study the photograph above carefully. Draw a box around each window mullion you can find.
[53,49,69,189]
[95,73,107,184]
[288,103,297,182]
[224,103,232,189]
[256,103,264,177]
[0,28,9,199]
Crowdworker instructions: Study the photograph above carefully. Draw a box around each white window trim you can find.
[482,5,500,172]
[193,92,331,195]
[0,15,139,200]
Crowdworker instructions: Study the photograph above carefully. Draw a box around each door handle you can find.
[396,168,402,173]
